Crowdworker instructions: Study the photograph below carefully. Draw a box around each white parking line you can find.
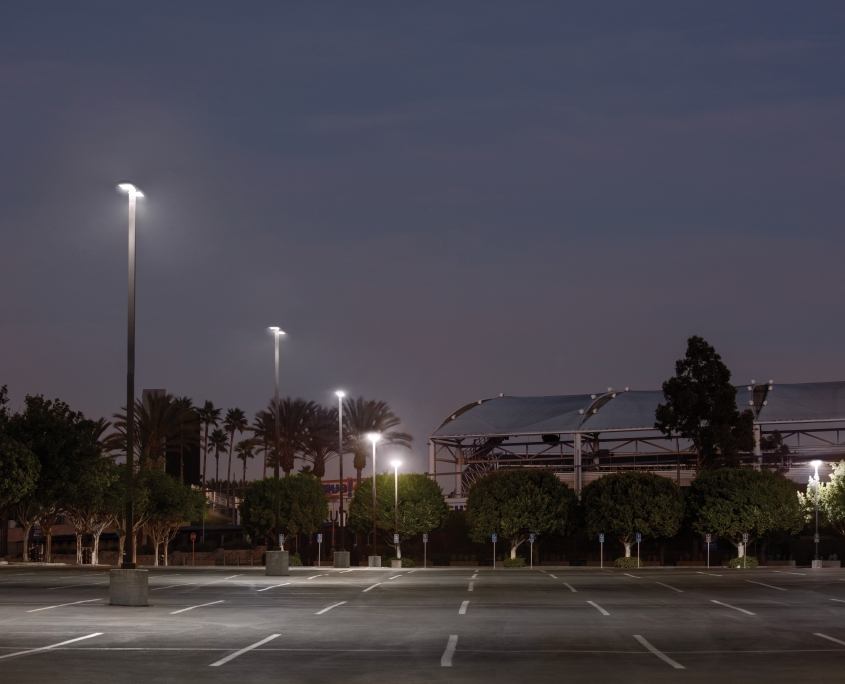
[170,600,225,615]
[633,635,685,669]
[829,598,845,604]
[256,583,290,592]
[711,600,755,616]
[623,573,640,579]
[209,634,281,667]
[339,570,354,573]
[316,601,347,615]
[468,582,474,592]
[563,583,577,592]
[746,580,786,591]
[0,633,102,661]
[26,599,101,613]
[548,574,558,579]
[307,575,325,580]
[655,582,682,593]
[46,583,107,590]
[587,601,609,616]
[388,575,401,580]
[814,633,845,647]
[773,570,806,576]
[441,635,458,667]
[362,583,381,592]
[697,572,722,576]
[151,583,196,591]
[221,575,242,580]
[459,600,469,615]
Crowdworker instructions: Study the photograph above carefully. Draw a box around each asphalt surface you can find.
[1,563,845,682]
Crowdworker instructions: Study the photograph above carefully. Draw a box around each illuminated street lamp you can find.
[811,460,823,561]
[269,327,285,548]
[118,182,143,569]
[368,433,381,557]
[391,459,401,559]
[336,391,346,551]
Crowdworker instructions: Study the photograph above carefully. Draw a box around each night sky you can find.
[1,3,843,479]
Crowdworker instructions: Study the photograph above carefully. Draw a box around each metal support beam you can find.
[574,433,582,496]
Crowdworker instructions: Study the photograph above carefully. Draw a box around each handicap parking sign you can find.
[529,534,535,544]
[635,533,642,543]
[317,534,322,543]
[423,534,428,543]
[279,534,284,546]
[492,533,497,543]
[394,534,399,544]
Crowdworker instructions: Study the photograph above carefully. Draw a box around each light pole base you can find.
[333,551,350,568]
[266,550,290,576]
[368,555,382,568]
[390,559,402,569]
[109,569,148,606]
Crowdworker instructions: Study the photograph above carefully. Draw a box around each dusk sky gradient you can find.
[1,3,844,481]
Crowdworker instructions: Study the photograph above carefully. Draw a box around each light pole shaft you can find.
[338,396,344,552]
[394,464,399,559]
[371,441,377,557]
[274,332,281,548]
[816,476,819,560]
[123,192,136,569]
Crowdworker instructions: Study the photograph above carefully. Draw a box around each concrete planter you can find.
[368,556,382,567]
[390,559,402,569]
[812,560,841,568]
[333,551,350,568]
[266,550,290,576]
[109,569,148,606]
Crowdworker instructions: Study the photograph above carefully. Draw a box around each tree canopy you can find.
[581,471,685,557]
[798,460,845,537]
[465,470,577,558]
[655,335,755,468]
[239,474,328,544]
[688,467,803,556]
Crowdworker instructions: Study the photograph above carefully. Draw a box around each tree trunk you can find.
[356,468,362,486]
[227,439,234,517]
[118,532,125,565]
[41,514,57,564]
[92,530,101,566]
[21,521,33,562]
[76,533,84,565]
[737,542,745,558]
[202,424,209,488]
[623,541,633,558]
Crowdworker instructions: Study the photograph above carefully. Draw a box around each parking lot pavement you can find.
[2,566,845,682]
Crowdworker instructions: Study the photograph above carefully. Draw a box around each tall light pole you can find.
[811,460,822,561]
[391,460,401,559]
[269,327,285,549]
[368,433,381,557]
[118,182,143,569]
[336,391,346,552]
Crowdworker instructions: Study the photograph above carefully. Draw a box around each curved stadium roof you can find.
[431,381,845,439]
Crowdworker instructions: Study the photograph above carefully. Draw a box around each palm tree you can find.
[265,397,319,476]
[208,428,229,489]
[223,408,249,519]
[252,409,275,479]
[301,405,338,480]
[196,401,221,489]
[173,396,197,483]
[343,397,412,483]
[235,438,259,486]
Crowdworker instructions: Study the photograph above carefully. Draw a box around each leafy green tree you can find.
[655,336,755,468]
[343,397,412,484]
[581,471,685,557]
[0,435,39,512]
[465,470,577,559]
[688,467,803,558]
[64,457,120,565]
[142,469,206,566]
[348,473,450,555]
[239,478,280,544]
[111,463,150,565]
[798,461,845,536]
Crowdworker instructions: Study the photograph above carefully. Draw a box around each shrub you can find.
[503,557,526,568]
[400,557,416,567]
[728,556,759,568]
[614,557,641,568]
[289,553,303,566]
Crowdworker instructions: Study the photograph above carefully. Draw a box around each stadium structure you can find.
[428,381,845,506]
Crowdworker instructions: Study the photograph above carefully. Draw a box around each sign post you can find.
[705,533,711,569]
[599,534,604,569]
[492,533,497,569]
[742,533,749,569]
[529,533,535,569]
[317,534,323,567]
[279,533,285,550]
[635,533,642,568]
[190,532,196,566]
[423,533,428,569]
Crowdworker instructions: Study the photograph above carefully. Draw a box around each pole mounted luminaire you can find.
[336,391,346,552]
[368,433,381,557]
[391,460,401,560]
[269,327,285,548]
[811,460,823,562]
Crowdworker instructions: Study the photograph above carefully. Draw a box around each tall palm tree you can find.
[235,438,258,486]
[343,397,412,483]
[264,397,319,476]
[223,408,249,517]
[252,409,275,479]
[208,428,229,489]
[173,396,197,483]
[301,405,338,480]
[196,401,221,489]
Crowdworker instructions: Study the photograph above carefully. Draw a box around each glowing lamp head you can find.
[117,182,143,197]
[391,460,401,469]
[269,327,285,336]
[367,432,381,444]
[335,390,346,398]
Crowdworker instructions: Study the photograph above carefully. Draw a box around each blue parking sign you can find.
[317,534,322,543]
[279,534,284,546]
[423,534,428,543]
[635,533,642,543]
[529,533,535,544]
[492,533,498,543]
[599,534,604,543]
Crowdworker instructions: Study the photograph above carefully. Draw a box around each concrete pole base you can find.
[266,550,290,576]
[333,551,350,568]
[368,555,382,567]
[390,559,402,569]
[109,569,148,606]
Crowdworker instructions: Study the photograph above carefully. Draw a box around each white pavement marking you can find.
[697,572,722,576]
[388,575,401,580]
[829,599,845,604]
[26,599,101,613]
[623,573,640,579]
[209,634,281,667]
[633,635,685,669]
[773,570,806,576]
[746,580,786,591]
[316,601,347,615]
[170,600,225,615]
[587,601,609,616]
[548,574,558,579]
[221,575,242,580]
[256,583,290,592]
[362,583,381,592]
[151,583,196,591]
[0,633,102,661]
[814,633,845,647]
[46,583,107,590]
[711,600,755,616]
[563,583,577,592]
[441,635,458,667]
[655,582,683,593]
[340,570,354,573]
[468,582,474,592]
[459,600,469,615]
[307,575,324,580]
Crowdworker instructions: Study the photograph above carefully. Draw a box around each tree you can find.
[348,473,450,555]
[798,461,845,537]
[239,478,279,545]
[688,467,803,558]
[173,396,198,483]
[196,401,221,489]
[655,336,755,468]
[64,457,120,565]
[301,406,337,480]
[235,438,259,484]
[252,409,274,479]
[0,435,39,512]
[208,428,229,489]
[142,469,206,566]
[265,398,319,476]
[240,474,328,546]
[110,463,150,565]
[223,408,249,520]
[343,397,412,484]
[581,471,685,557]
[465,470,577,559]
